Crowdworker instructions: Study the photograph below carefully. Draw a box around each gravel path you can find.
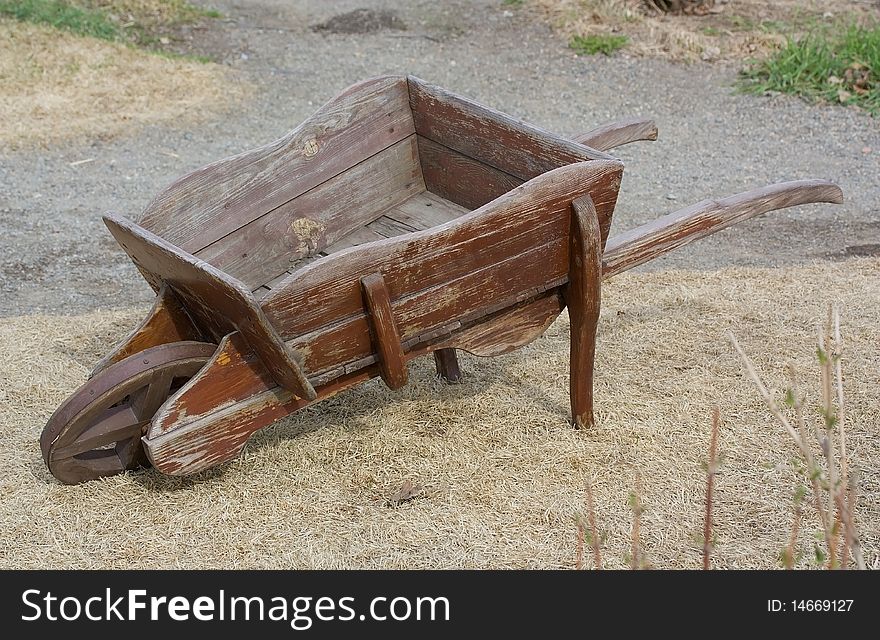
[1,0,878,317]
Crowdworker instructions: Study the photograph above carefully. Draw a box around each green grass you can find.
[0,0,120,39]
[502,0,524,6]
[569,33,628,56]
[740,23,880,115]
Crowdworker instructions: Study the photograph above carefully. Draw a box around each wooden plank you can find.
[263,160,623,339]
[90,284,203,376]
[146,365,377,477]
[415,136,523,211]
[361,273,408,389]
[386,189,470,230]
[138,75,415,253]
[322,226,387,253]
[407,76,613,182]
[574,117,658,151]
[196,135,424,290]
[103,213,316,401]
[436,293,563,357]
[565,196,602,429]
[366,215,417,238]
[602,180,845,278]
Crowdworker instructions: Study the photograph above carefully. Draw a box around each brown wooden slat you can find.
[263,160,623,339]
[322,226,387,253]
[138,75,415,253]
[196,135,424,290]
[361,273,408,389]
[407,76,612,182]
[602,180,845,278]
[386,189,470,230]
[366,215,417,238]
[416,136,522,211]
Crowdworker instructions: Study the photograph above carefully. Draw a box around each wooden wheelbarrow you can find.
[40,76,843,484]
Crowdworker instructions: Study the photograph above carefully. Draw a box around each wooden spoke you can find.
[41,341,216,484]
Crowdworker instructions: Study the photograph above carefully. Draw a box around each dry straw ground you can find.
[536,0,879,62]
[1,260,877,569]
[0,18,243,149]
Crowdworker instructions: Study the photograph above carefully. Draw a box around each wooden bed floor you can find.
[254,191,469,299]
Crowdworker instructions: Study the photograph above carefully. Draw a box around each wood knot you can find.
[302,137,319,157]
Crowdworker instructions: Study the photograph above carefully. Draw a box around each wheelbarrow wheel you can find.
[40,341,217,485]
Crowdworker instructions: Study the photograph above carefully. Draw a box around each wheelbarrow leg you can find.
[433,348,462,383]
[566,195,603,429]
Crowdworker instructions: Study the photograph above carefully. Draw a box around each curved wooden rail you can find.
[574,117,658,151]
[602,179,844,278]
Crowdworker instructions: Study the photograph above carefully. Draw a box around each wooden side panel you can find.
[196,135,425,290]
[138,75,415,253]
[103,213,316,400]
[264,160,623,341]
[440,293,563,357]
[416,136,522,210]
[407,76,613,182]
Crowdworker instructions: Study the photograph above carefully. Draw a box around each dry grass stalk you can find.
[0,19,245,149]
[630,471,645,569]
[585,480,603,570]
[729,305,865,570]
[703,406,720,570]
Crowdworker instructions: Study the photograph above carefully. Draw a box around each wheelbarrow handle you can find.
[602,179,845,278]
[574,117,659,151]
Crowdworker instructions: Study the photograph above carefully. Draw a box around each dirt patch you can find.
[1,260,877,569]
[533,0,879,62]
[312,8,406,35]
[0,18,247,149]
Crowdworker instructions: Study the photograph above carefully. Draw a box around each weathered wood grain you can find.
[407,76,613,181]
[196,135,425,290]
[366,215,417,238]
[104,213,316,400]
[361,273,408,389]
[603,180,844,278]
[565,196,602,429]
[264,160,623,339]
[416,136,522,210]
[438,293,563,357]
[90,284,203,376]
[145,366,376,476]
[385,189,470,230]
[574,117,658,151]
[138,75,415,253]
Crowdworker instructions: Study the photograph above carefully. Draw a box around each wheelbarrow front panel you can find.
[103,214,316,402]
[136,74,416,264]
